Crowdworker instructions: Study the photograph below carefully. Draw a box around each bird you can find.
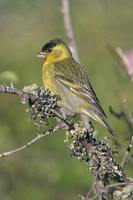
[37,38,116,136]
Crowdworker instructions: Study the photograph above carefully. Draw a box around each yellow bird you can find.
[37,38,116,136]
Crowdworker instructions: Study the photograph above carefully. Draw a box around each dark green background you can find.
[0,0,132,199]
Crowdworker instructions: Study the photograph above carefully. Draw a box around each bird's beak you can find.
[36,51,46,58]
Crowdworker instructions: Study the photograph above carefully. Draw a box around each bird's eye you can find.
[47,48,52,53]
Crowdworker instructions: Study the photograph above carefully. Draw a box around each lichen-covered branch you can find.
[0,84,133,199]
[65,124,132,199]
[0,84,23,96]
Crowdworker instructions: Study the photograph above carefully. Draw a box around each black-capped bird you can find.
[37,38,116,136]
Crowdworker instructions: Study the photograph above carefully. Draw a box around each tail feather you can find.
[91,113,117,136]
[102,119,117,136]
[82,110,117,136]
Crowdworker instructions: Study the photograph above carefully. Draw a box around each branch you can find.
[107,45,133,82]
[66,124,128,199]
[0,84,24,96]
[109,100,133,169]
[0,84,133,199]
[0,128,57,158]
[0,84,73,157]
[61,0,80,62]
[88,181,133,200]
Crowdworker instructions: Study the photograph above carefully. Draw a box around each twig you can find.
[120,99,133,168]
[121,136,133,168]
[61,0,80,62]
[86,170,102,199]
[0,126,58,158]
[109,101,133,169]
[110,102,133,182]
[122,98,133,131]
[90,181,133,200]
[109,181,133,188]
[107,45,132,82]
[0,84,24,96]
[109,106,124,119]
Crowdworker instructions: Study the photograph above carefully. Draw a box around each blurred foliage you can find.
[0,0,133,199]
[0,71,19,84]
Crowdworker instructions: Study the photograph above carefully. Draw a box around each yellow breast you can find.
[42,63,59,95]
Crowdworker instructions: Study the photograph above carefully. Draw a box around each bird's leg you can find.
[54,109,74,131]
[80,114,94,133]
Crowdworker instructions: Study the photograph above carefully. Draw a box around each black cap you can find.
[41,38,64,53]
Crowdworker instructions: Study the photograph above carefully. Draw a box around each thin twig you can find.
[0,84,24,96]
[121,136,133,168]
[109,100,133,169]
[122,98,133,131]
[0,126,58,158]
[61,0,80,62]
[109,181,133,188]
[121,99,133,168]
[107,45,132,82]
[109,105,125,119]
[86,170,102,199]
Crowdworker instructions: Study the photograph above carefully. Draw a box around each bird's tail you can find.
[91,113,117,136]
[82,110,117,136]
[93,113,117,136]
[83,113,117,136]
[102,119,117,136]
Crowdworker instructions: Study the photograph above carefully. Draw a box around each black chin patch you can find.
[41,38,64,53]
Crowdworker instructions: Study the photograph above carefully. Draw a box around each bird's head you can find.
[37,38,72,64]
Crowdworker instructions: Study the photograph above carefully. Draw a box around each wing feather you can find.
[54,58,107,118]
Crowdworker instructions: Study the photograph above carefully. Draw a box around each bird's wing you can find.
[54,58,107,118]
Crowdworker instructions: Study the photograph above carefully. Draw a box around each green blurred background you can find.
[0,0,133,199]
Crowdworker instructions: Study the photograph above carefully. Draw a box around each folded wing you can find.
[54,58,107,118]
